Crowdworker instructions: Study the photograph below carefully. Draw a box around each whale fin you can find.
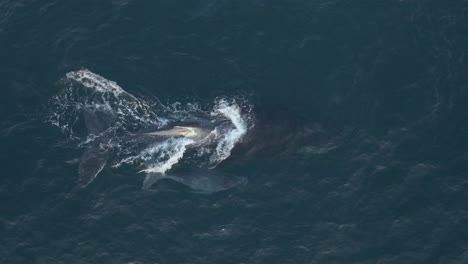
[142,168,247,193]
[79,147,108,187]
[78,107,115,187]
[142,173,168,190]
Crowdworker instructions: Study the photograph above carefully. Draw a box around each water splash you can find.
[209,99,253,166]
[47,69,254,183]
[139,137,195,174]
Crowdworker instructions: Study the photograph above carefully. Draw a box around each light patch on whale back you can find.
[145,126,199,138]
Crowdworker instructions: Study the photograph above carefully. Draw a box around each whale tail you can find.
[78,107,115,187]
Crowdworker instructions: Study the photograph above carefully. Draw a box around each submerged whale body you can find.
[76,102,330,191]
[57,70,331,191]
[77,103,329,189]
[142,168,247,193]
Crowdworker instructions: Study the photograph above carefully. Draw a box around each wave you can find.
[47,69,253,178]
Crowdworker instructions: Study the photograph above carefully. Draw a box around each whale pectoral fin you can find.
[142,173,168,190]
[77,106,114,187]
[78,147,108,187]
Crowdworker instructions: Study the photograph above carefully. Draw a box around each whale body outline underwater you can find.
[48,69,254,193]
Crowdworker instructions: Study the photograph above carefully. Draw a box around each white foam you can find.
[66,69,128,97]
[139,137,195,174]
[49,69,166,138]
[209,99,251,166]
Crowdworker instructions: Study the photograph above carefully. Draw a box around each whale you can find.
[78,106,235,188]
[77,103,331,192]
[54,70,331,192]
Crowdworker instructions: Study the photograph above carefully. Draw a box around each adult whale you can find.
[77,102,333,193]
[55,70,333,192]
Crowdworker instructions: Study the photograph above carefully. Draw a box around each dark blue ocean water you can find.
[2,1,468,263]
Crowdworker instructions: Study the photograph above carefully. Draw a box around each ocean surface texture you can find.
[1,1,468,263]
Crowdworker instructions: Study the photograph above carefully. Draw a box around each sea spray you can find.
[208,99,252,166]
